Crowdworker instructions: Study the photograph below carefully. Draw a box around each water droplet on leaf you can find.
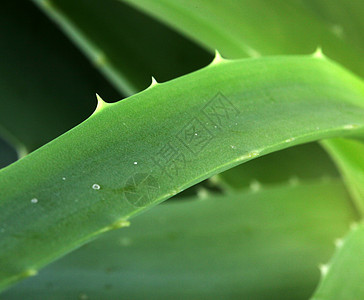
[92,184,101,190]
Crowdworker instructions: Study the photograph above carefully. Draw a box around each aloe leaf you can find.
[30,0,345,191]
[31,0,212,95]
[3,180,358,299]
[0,1,119,152]
[311,222,364,299]
[301,0,364,53]
[122,0,364,209]
[1,55,364,291]
[321,139,364,214]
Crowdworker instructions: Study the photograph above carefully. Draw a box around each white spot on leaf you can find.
[92,184,101,190]
[285,137,295,143]
[344,124,359,130]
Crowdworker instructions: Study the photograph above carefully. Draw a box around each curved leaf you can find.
[1,55,364,291]
[322,138,364,214]
[311,222,364,299]
[121,0,364,211]
[29,0,342,196]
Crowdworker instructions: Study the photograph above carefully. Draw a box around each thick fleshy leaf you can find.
[1,55,364,291]
[30,0,344,191]
[122,0,364,209]
[311,222,364,299]
[3,180,358,299]
[321,139,364,214]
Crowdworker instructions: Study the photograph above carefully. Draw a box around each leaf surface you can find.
[30,0,347,191]
[311,222,364,299]
[121,0,364,208]
[322,139,364,214]
[1,55,364,291]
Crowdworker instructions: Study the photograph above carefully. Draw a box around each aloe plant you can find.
[1,0,364,299]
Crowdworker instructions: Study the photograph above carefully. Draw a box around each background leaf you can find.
[32,0,212,95]
[322,139,364,214]
[311,222,364,300]
[3,180,358,300]
[0,1,119,152]
[0,138,17,169]
[121,0,364,77]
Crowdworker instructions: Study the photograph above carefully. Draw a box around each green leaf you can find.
[311,222,364,299]
[1,55,364,291]
[321,138,364,214]
[29,0,340,196]
[3,180,358,299]
[121,0,364,77]
[121,0,364,211]
[0,1,119,152]
[32,0,212,95]
[215,142,340,192]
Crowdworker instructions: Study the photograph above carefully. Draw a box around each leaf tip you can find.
[313,47,326,59]
[210,50,227,65]
[148,76,159,89]
[94,93,109,114]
